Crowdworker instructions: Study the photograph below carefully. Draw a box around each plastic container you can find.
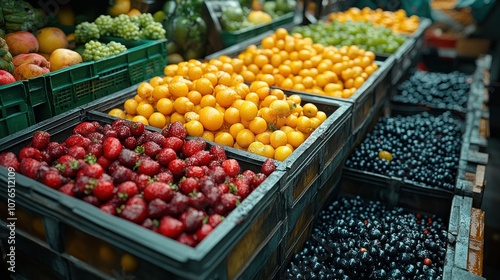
[0,109,287,279]
[0,81,35,138]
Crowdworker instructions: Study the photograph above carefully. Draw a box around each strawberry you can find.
[73,122,98,136]
[67,145,86,159]
[116,125,131,140]
[119,195,148,224]
[168,158,186,178]
[47,142,67,160]
[147,198,168,218]
[104,128,118,138]
[165,192,189,216]
[188,192,208,210]
[196,223,213,242]
[118,149,139,169]
[40,169,64,189]
[163,136,184,152]
[231,176,251,199]
[222,159,240,177]
[59,182,75,196]
[111,119,129,129]
[86,143,103,158]
[179,207,205,233]
[211,165,227,184]
[40,150,52,164]
[176,233,197,247]
[123,136,137,150]
[220,193,239,212]
[145,132,166,148]
[252,173,267,188]
[182,139,206,158]
[19,158,45,179]
[208,160,221,169]
[86,132,104,144]
[179,176,199,195]
[186,166,205,178]
[164,122,187,140]
[93,178,115,201]
[188,150,211,166]
[96,156,111,170]
[31,131,51,150]
[102,137,122,160]
[217,182,230,194]
[83,195,101,206]
[139,141,162,158]
[156,148,177,167]
[19,147,42,161]
[141,218,157,231]
[135,173,152,191]
[109,164,136,184]
[261,158,276,176]
[209,145,226,162]
[208,214,224,228]
[73,175,92,197]
[65,134,90,148]
[136,158,160,176]
[116,181,138,200]
[129,122,145,137]
[0,152,20,171]
[159,215,185,239]
[55,155,80,178]
[155,171,174,184]
[78,163,104,178]
[143,181,174,202]
[100,203,117,215]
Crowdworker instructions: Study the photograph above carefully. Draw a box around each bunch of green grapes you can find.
[94,15,114,36]
[112,14,142,41]
[82,40,127,61]
[130,13,155,28]
[74,22,100,43]
[141,21,166,40]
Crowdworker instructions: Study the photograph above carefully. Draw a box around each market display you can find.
[345,112,464,190]
[284,196,447,279]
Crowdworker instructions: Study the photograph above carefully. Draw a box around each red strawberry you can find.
[179,176,199,195]
[217,182,230,194]
[59,182,75,196]
[135,173,152,191]
[86,143,103,158]
[47,142,67,160]
[209,145,226,162]
[96,156,111,170]
[78,163,104,178]
[163,136,184,152]
[139,141,162,158]
[252,173,267,188]
[40,150,52,164]
[188,150,211,166]
[73,122,98,136]
[129,122,145,137]
[156,148,177,167]
[19,158,45,179]
[136,158,160,176]
[168,158,186,178]
[220,193,239,212]
[102,137,122,160]
[145,132,166,147]
[116,181,138,200]
[179,207,205,233]
[261,158,276,176]
[176,233,197,247]
[83,195,101,206]
[182,139,206,158]
[118,149,139,169]
[55,155,79,178]
[211,165,227,183]
[143,181,174,202]
[93,178,115,201]
[67,145,86,159]
[73,175,93,197]
[100,203,117,215]
[111,119,129,129]
[116,125,131,140]
[40,169,64,189]
[196,223,213,242]
[159,215,185,239]
[65,134,90,148]
[119,195,148,224]
[241,169,256,184]
[123,136,137,150]
[86,132,104,144]
[31,131,51,150]
[19,147,42,161]
[222,159,240,177]
[141,218,157,231]
[186,166,205,178]
[109,164,136,184]
[155,171,174,184]
[0,152,20,171]
[231,176,251,199]
[208,214,224,228]
[167,122,187,140]
[188,192,208,210]
[165,192,189,216]
[104,128,118,138]
[208,160,221,169]
[147,198,168,218]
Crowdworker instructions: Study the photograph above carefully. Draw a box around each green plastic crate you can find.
[0,81,35,138]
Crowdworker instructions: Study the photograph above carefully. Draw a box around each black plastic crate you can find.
[0,110,287,279]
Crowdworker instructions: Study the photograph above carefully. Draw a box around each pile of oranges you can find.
[327,7,420,35]
[232,28,379,98]
[108,55,328,161]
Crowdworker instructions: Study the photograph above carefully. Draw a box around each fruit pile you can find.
[219,28,379,98]
[109,57,329,161]
[328,7,420,35]
[0,120,277,247]
[292,20,407,54]
[391,70,470,111]
[345,112,463,190]
[284,196,447,279]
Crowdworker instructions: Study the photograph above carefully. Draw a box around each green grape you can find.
[82,40,127,61]
[113,14,142,41]
[131,13,155,28]
[75,22,100,43]
[95,15,114,36]
[141,21,166,40]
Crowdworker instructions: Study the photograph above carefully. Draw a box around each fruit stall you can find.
[0,0,495,279]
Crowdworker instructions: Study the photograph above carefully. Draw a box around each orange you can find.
[187,90,202,105]
[296,116,314,134]
[170,112,185,124]
[229,123,245,139]
[249,117,268,134]
[255,131,271,144]
[132,115,149,126]
[136,102,154,119]
[137,82,154,100]
[302,103,318,118]
[194,77,214,95]
[124,99,138,115]
[173,96,194,114]
[274,145,293,161]
[214,132,234,147]
[108,108,126,119]
[199,106,224,131]
[239,100,259,121]
[202,131,215,142]
[236,129,255,148]
[108,0,131,16]
[215,87,239,108]
[185,120,204,137]
[269,99,291,118]
[224,107,241,125]
[286,130,305,148]
[148,112,167,129]
[270,130,288,149]
[247,141,268,157]
[156,98,173,115]
[164,64,178,77]
[152,85,169,101]
[187,66,203,81]
[216,71,232,86]
[260,95,278,109]
[200,94,217,108]
[149,76,164,87]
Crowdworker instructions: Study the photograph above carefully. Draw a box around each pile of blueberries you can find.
[391,70,470,111]
[345,112,464,190]
[283,196,448,280]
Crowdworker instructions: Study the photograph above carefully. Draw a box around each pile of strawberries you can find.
[0,119,276,247]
